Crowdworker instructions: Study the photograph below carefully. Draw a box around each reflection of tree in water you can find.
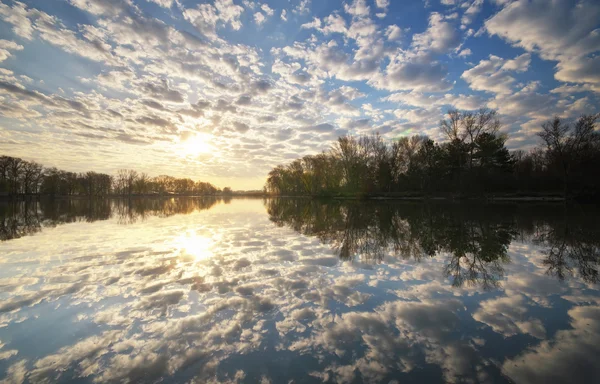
[0,201,43,241]
[0,197,222,240]
[112,197,219,224]
[266,199,600,288]
[533,207,600,284]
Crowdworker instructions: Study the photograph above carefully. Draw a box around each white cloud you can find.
[0,39,24,62]
[261,4,274,16]
[461,0,483,26]
[485,0,600,88]
[457,48,471,57]
[385,25,402,41]
[461,54,530,95]
[254,12,266,26]
[372,54,453,92]
[412,12,460,54]
[344,0,370,18]
[147,0,174,8]
[376,0,390,10]
[0,1,35,39]
[183,0,244,39]
[293,0,311,15]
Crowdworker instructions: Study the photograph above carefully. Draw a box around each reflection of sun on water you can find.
[176,232,214,261]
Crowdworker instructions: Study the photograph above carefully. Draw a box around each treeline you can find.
[265,110,600,199]
[0,156,230,197]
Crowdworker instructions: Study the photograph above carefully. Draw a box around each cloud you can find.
[142,80,185,103]
[0,39,24,62]
[461,54,530,95]
[485,0,600,87]
[183,0,244,39]
[372,55,452,92]
[344,0,370,18]
[385,25,402,41]
[461,0,483,26]
[0,1,35,39]
[261,4,274,17]
[254,12,266,26]
[293,0,311,15]
[376,0,390,10]
[147,0,174,8]
[412,12,460,54]
[457,48,471,57]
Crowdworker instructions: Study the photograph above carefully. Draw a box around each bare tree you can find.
[440,109,463,141]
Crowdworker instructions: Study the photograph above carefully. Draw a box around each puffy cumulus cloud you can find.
[147,0,174,8]
[461,54,530,94]
[293,0,311,15]
[0,1,35,39]
[0,39,23,62]
[555,55,600,87]
[371,54,453,92]
[183,0,244,39]
[254,12,266,26]
[344,0,370,17]
[260,4,274,17]
[376,0,390,10]
[385,91,488,111]
[385,24,402,41]
[457,48,471,57]
[412,12,460,54]
[461,0,484,26]
[485,0,600,88]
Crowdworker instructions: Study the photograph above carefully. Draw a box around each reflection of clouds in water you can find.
[0,199,599,383]
[502,306,600,384]
[473,295,546,339]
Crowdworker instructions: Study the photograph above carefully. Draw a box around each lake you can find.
[0,198,599,383]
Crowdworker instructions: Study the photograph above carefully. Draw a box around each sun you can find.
[179,132,215,156]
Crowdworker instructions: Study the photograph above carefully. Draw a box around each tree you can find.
[537,114,600,198]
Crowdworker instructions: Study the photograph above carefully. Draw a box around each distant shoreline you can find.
[0,192,579,203]
[269,193,567,202]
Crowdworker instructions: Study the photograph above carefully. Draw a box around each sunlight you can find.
[179,133,215,157]
[176,232,214,261]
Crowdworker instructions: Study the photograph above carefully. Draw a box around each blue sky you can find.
[0,0,598,189]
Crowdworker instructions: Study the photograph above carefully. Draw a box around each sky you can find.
[0,0,598,190]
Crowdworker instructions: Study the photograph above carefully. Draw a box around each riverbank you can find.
[0,192,584,203]
[266,192,571,202]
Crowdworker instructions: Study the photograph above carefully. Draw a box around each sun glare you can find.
[180,133,214,156]
[176,232,214,261]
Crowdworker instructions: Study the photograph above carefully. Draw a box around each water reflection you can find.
[267,199,600,287]
[0,198,599,383]
[0,197,223,241]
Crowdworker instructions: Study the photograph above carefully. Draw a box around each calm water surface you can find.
[0,198,599,383]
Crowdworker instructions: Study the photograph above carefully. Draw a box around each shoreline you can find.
[0,193,575,203]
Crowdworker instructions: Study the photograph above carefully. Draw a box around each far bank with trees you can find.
[265,110,600,201]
